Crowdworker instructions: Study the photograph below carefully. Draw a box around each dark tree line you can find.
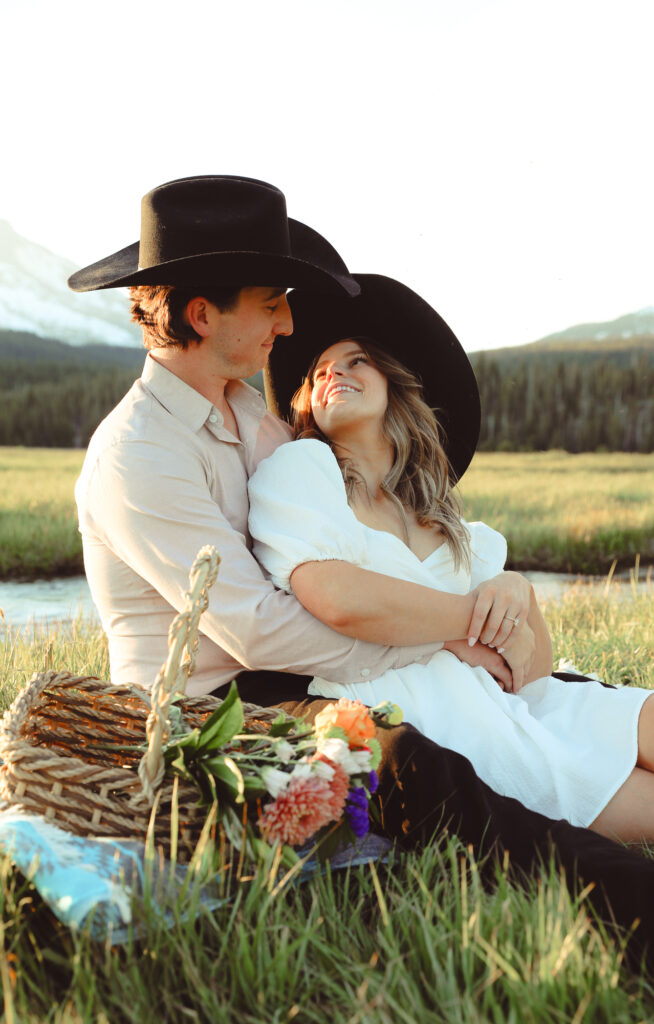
[471,351,654,452]
[1,330,653,451]
[0,369,139,447]
[0,332,143,447]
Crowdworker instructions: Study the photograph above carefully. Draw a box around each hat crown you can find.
[266,274,481,482]
[138,175,292,269]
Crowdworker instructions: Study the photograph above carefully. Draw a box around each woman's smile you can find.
[311,340,388,436]
[323,383,362,404]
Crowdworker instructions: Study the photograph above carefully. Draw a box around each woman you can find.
[249,275,654,842]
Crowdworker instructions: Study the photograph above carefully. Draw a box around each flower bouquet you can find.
[162,683,402,866]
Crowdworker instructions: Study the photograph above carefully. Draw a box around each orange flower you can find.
[314,698,375,748]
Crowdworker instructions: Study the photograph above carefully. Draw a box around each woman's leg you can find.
[589,696,654,841]
[590,767,654,842]
[636,693,654,772]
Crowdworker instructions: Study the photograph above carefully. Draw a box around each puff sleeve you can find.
[248,439,369,593]
[466,521,508,589]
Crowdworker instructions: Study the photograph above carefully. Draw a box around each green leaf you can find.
[222,755,245,802]
[166,747,195,781]
[243,777,267,800]
[320,725,349,743]
[196,764,219,805]
[268,715,299,737]
[196,681,244,752]
[366,737,382,771]
[162,728,202,770]
[202,755,246,803]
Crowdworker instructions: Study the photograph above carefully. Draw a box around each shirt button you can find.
[208,414,218,423]
[360,668,371,678]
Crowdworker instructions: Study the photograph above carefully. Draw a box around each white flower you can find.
[316,737,349,765]
[289,761,314,783]
[273,739,295,763]
[311,759,335,782]
[348,748,373,773]
[316,737,368,775]
[261,766,291,799]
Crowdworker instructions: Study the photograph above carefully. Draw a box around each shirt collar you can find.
[141,355,267,433]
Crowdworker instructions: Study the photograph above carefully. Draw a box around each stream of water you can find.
[0,570,651,631]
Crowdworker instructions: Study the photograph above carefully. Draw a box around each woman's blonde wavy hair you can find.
[291,338,471,571]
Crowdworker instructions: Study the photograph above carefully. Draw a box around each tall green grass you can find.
[0,448,83,579]
[460,451,654,573]
[2,448,654,579]
[1,586,654,1020]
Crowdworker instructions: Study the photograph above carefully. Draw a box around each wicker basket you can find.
[0,546,278,861]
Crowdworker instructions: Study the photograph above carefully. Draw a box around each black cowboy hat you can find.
[67,175,360,296]
[265,274,481,482]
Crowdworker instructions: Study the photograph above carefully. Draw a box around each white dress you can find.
[248,439,650,827]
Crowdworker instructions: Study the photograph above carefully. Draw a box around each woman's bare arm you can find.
[290,560,477,645]
[290,559,539,652]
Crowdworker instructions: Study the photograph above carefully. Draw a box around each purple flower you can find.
[346,787,369,839]
[368,770,379,794]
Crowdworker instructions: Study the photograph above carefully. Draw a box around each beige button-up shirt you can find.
[76,356,433,696]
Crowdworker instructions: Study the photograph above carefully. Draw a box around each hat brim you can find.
[265,274,480,482]
[67,219,360,297]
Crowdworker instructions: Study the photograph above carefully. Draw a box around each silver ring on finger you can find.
[504,615,520,627]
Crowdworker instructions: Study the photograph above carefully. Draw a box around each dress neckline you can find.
[361,521,450,566]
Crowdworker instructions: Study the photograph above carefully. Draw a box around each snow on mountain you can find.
[0,220,141,347]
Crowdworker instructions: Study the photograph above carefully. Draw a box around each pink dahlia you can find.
[312,755,350,820]
[259,775,335,847]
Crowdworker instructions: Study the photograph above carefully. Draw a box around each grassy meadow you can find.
[2,447,654,1020]
[1,588,654,1020]
[460,450,654,573]
[2,447,654,579]
[0,448,83,579]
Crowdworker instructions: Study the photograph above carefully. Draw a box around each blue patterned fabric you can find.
[0,807,391,941]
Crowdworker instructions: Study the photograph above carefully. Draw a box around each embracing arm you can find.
[290,559,536,650]
[290,559,549,689]
[290,560,478,645]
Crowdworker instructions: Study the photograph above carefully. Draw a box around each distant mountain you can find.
[0,330,144,370]
[530,307,654,350]
[0,219,141,347]
[475,306,654,360]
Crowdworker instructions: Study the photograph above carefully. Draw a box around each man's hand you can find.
[443,638,514,691]
[497,621,536,693]
[468,571,532,650]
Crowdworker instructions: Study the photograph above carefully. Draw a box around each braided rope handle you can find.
[135,545,221,805]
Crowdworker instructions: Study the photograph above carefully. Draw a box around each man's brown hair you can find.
[129,284,241,350]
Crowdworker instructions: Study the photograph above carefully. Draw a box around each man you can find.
[71,174,654,964]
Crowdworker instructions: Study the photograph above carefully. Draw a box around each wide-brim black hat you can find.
[68,175,360,297]
[265,274,480,482]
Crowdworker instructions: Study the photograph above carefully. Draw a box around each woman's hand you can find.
[468,571,532,650]
[497,621,536,693]
[442,638,514,690]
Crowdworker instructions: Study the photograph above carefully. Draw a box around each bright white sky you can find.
[2,0,653,351]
